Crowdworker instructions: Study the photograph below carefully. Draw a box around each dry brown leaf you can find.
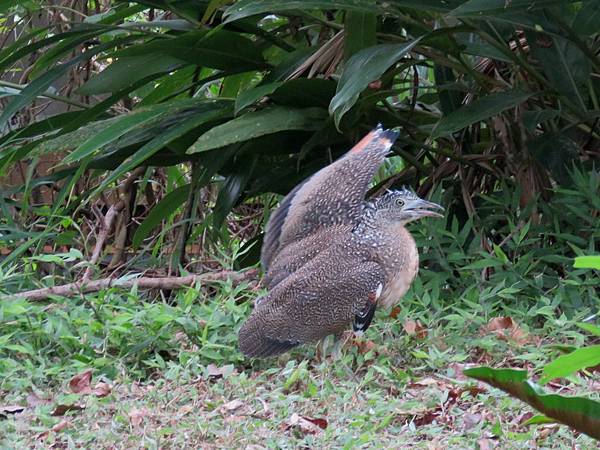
[36,420,71,441]
[403,319,428,339]
[284,413,327,435]
[69,369,93,394]
[222,399,245,413]
[129,407,149,429]
[206,363,237,380]
[26,392,51,407]
[477,438,497,450]
[93,382,112,398]
[51,403,85,416]
[408,377,440,387]
[389,306,401,319]
[51,420,70,432]
[481,316,529,345]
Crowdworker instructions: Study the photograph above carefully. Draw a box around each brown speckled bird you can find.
[238,125,444,358]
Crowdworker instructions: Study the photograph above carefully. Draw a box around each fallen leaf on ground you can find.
[69,369,93,394]
[408,377,441,388]
[221,399,245,413]
[52,420,70,432]
[403,319,428,339]
[389,306,401,319]
[129,407,149,429]
[0,405,25,416]
[93,382,112,398]
[481,316,529,345]
[283,413,327,434]
[206,363,236,380]
[27,392,51,407]
[36,420,71,441]
[478,438,496,450]
[51,403,85,416]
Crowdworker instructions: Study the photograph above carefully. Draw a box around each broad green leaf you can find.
[431,90,533,138]
[77,55,185,95]
[449,0,569,16]
[234,82,283,114]
[62,108,165,164]
[92,100,234,195]
[574,256,600,269]
[572,0,600,36]
[0,0,19,13]
[541,345,600,384]
[224,0,386,22]
[329,39,421,128]
[526,32,590,113]
[188,106,327,153]
[576,322,600,337]
[0,35,134,127]
[213,156,256,227]
[132,184,190,248]
[344,10,377,60]
[114,29,266,72]
[465,367,600,440]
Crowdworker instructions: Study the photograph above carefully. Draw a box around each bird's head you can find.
[372,188,444,225]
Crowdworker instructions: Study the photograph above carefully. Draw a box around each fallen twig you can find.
[5,269,259,302]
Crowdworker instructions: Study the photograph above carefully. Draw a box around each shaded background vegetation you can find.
[0,1,599,447]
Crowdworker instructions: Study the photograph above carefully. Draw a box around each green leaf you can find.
[0,36,133,126]
[132,185,190,248]
[224,0,385,22]
[188,106,327,153]
[62,108,166,164]
[449,0,568,16]
[576,322,600,337]
[431,90,534,138]
[0,0,19,13]
[541,345,600,384]
[572,0,600,36]
[526,32,590,113]
[234,82,283,114]
[344,10,377,60]
[329,39,421,128]
[77,55,185,95]
[114,29,266,72]
[92,100,234,196]
[464,367,600,440]
[574,256,600,269]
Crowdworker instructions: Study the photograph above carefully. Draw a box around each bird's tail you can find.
[238,312,300,358]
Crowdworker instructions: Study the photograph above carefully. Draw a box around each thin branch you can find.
[81,203,122,281]
[6,269,259,302]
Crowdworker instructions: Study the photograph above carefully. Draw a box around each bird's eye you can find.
[395,198,404,206]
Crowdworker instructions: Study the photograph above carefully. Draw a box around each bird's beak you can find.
[405,198,445,218]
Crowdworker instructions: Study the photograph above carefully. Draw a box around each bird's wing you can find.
[260,125,399,271]
[238,261,386,358]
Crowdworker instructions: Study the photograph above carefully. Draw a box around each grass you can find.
[1,277,598,449]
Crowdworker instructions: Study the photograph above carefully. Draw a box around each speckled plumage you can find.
[239,126,443,358]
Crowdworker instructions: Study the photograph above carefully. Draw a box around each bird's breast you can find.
[378,227,419,309]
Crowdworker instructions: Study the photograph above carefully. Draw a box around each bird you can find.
[238,125,444,358]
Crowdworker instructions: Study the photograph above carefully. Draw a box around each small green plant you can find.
[466,255,600,440]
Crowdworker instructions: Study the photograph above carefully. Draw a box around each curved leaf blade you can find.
[464,367,600,440]
[431,90,534,138]
[329,40,421,128]
[188,106,327,153]
[540,345,600,384]
[224,0,384,22]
